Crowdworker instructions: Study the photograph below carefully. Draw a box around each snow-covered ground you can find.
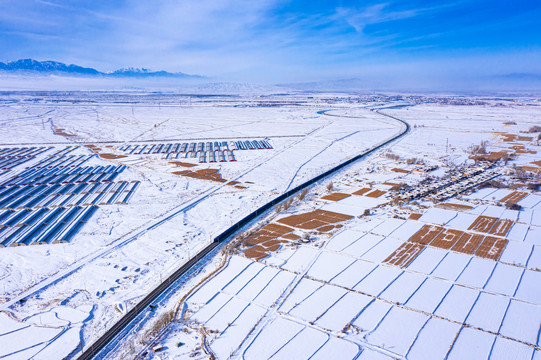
[0,92,407,358]
[113,96,541,360]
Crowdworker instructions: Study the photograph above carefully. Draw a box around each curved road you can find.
[77,107,410,360]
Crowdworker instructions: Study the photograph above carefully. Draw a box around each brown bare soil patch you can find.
[365,189,386,198]
[510,145,525,150]
[99,153,127,160]
[226,181,240,186]
[174,168,228,183]
[245,235,274,246]
[468,215,498,233]
[234,185,247,189]
[391,168,410,174]
[281,233,301,240]
[409,225,444,245]
[409,213,422,220]
[298,219,328,229]
[532,160,541,167]
[261,223,293,236]
[452,233,484,254]
[317,225,335,233]
[277,209,352,229]
[321,192,351,201]
[436,203,474,211]
[488,219,513,237]
[501,134,518,142]
[53,127,76,137]
[244,246,268,261]
[517,136,533,141]
[481,238,508,260]
[405,222,509,261]
[471,151,509,162]
[501,191,528,204]
[383,182,399,186]
[384,242,426,268]
[172,170,192,176]
[169,161,196,167]
[353,188,372,196]
[432,229,464,249]
[516,150,537,154]
[260,239,287,248]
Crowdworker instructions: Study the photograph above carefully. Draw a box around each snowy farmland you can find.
[1,92,541,359]
[110,96,541,360]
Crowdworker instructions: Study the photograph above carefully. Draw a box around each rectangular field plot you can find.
[456,257,496,289]
[236,266,280,301]
[288,284,348,323]
[306,251,355,282]
[525,226,541,246]
[434,285,479,323]
[252,270,296,307]
[507,222,529,242]
[468,215,498,233]
[431,252,471,281]
[527,246,541,270]
[514,270,541,304]
[192,292,233,324]
[517,194,541,209]
[360,236,405,263]
[222,261,266,295]
[499,300,541,345]
[352,299,392,334]
[243,316,304,360]
[447,327,495,360]
[365,306,429,357]
[310,336,360,360]
[325,229,363,252]
[445,212,478,231]
[389,220,425,241]
[271,326,328,360]
[187,256,252,305]
[330,260,377,289]
[384,241,425,268]
[405,278,452,314]
[379,272,426,305]
[315,292,372,332]
[353,265,402,296]
[280,246,319,273]
[490,337,534,360]
[208,303,267,359]
[369,217,406,237]
[407,318,461,360]
[418,207,457,225]
[407,247,447,274]
[465,292,509,333]
[341,233,385,258]
[483,263,523,297]
[499,241,533,266]
[279,278,322,314]
[204,297,250,332]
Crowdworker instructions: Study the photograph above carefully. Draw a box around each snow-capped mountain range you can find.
[0,59,201,78]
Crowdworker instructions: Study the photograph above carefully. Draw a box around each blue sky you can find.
[1,0,540,84]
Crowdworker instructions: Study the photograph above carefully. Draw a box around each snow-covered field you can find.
[0,92,406,359]
[1,92,540,359]
[113,96,541,360]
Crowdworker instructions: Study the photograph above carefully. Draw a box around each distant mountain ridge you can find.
[0,59,201,78]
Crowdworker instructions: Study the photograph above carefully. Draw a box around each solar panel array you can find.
[0,147,139,247]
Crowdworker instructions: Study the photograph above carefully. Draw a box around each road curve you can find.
[77,107,410,360]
